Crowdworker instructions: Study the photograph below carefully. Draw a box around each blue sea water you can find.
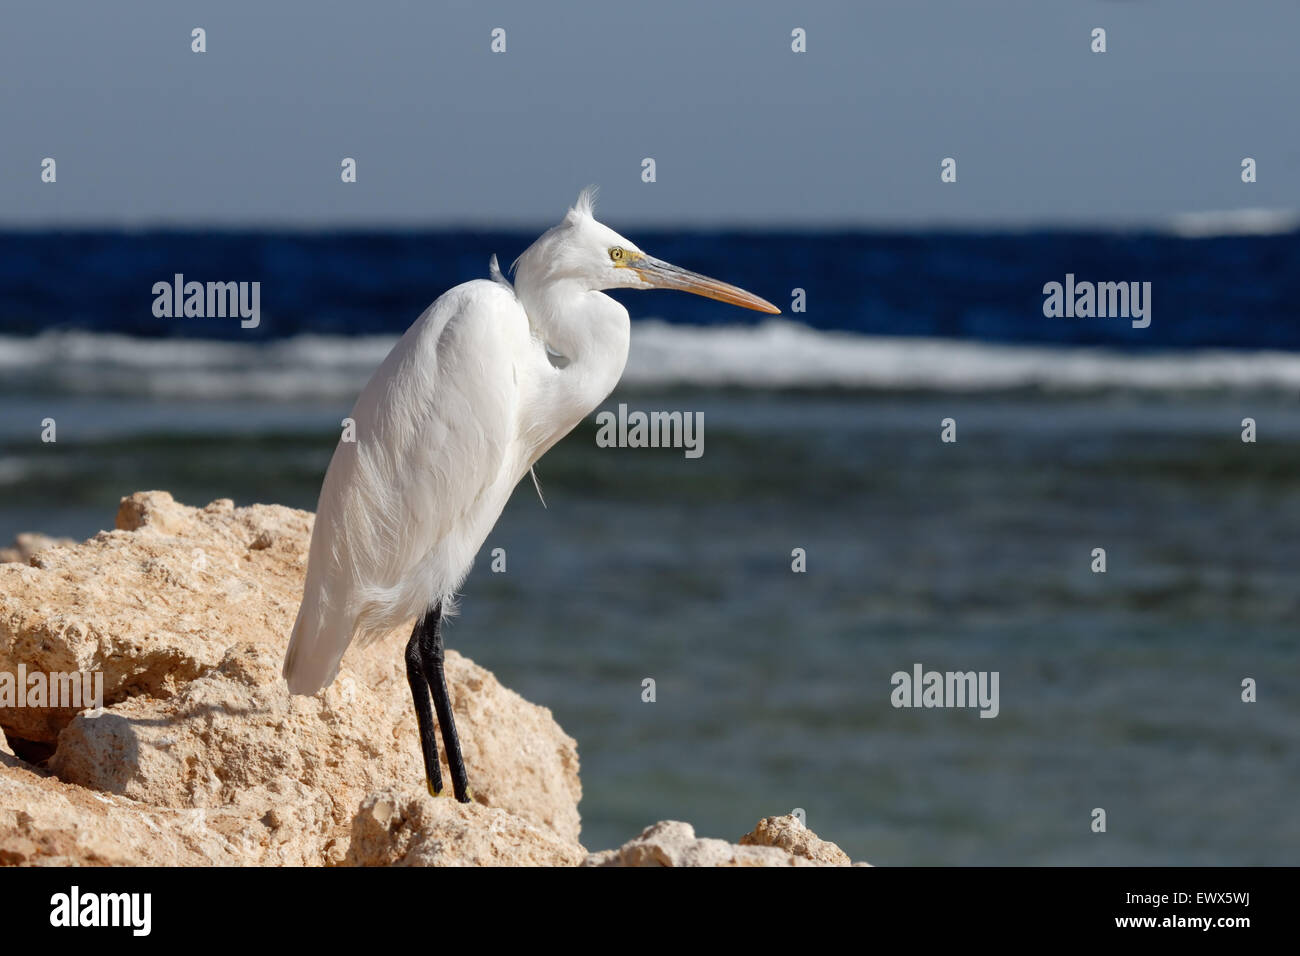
[2,227,1298,348]
[0,226,1296,864]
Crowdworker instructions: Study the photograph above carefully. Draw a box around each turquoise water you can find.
[3,387,1296,864]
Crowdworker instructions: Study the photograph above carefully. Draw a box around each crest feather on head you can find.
[569,185,599,221]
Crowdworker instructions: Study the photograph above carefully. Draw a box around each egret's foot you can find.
[445,776,472,804]
[426,777,469,800]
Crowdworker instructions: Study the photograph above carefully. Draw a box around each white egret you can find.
[282,189,779,801]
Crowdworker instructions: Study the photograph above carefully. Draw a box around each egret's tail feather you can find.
[282,597,351,696]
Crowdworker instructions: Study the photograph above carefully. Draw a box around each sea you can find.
[0,219,1296,864]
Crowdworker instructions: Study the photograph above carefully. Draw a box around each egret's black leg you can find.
[405,617,443,797]
[418,604,471,803]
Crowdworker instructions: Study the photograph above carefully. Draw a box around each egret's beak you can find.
[632,255,781,314]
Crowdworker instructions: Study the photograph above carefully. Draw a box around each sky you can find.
[0,0,1296,228]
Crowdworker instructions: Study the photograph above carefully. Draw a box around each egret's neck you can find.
[516,278,630,456]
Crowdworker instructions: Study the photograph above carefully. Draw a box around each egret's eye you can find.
[609,248,624,262]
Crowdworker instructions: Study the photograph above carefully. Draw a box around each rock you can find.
[49,641,581,859]
[739,814,854,865]
[0,494,579,842]
[584,817,868,867]
[1,491,581,864]
[0,758,323,866]
[0,532,78,565]
[583,820,815,867]
[0,491,315,743]
[345,787,585,866]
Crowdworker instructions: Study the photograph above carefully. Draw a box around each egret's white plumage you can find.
[283,188,778,696]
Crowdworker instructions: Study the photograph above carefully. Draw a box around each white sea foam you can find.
[0,323,1297,399]
[1164,208,1300,239]
[0,332,394,400]
[625,320,1300,392]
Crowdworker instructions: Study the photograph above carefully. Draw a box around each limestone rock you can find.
[0,759,319,866]
[1,490,580,860]
[739,814,854,865]
[0,491,315,743]
[584,820,821,867]
[345,787,586,866]
[0,532,78,565]
[49,640,580,857]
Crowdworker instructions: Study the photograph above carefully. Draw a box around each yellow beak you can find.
[632,255,781,314]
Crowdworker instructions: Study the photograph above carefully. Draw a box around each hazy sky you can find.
[1,0,1296,227]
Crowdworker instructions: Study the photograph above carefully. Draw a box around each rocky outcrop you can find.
[0,493,317,744]
[584,817,859,867]
[739,814,857,865]
[47,640,581,858]
[0,532,77,566]
[0,492,866,866]
[0,758,321,866]
[345,787,586,866]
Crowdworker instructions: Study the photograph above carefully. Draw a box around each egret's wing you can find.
[284,280,526,693]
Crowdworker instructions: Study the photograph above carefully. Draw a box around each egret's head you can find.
[516,187,781,315]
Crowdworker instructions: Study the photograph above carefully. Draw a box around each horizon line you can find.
[0,207,1296,239]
